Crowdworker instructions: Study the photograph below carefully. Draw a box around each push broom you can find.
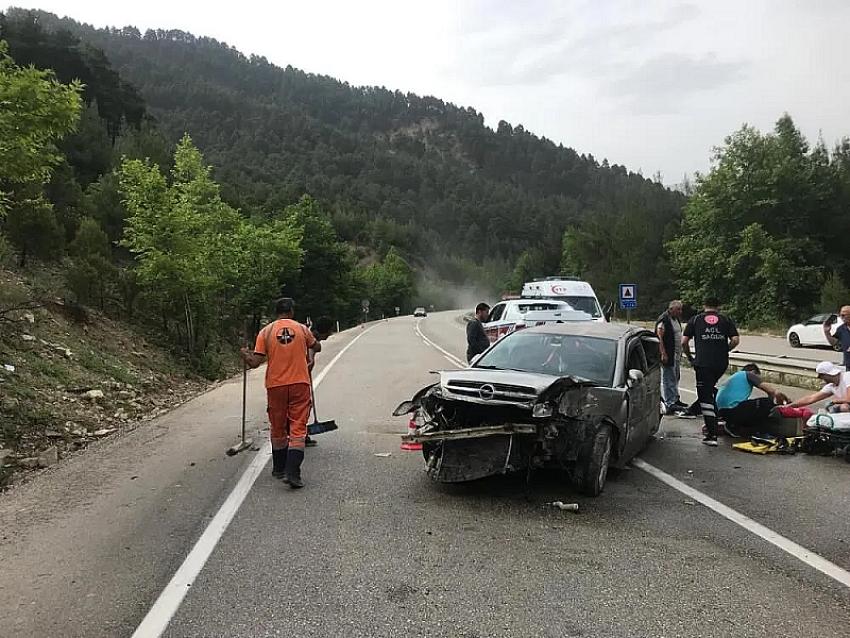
[307,370,337,436]
[226,362,254,455]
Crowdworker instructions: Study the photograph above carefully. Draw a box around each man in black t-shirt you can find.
[682,297,740,446]
[466,303,491,363]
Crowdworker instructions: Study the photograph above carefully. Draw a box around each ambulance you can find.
[520,277,606,322]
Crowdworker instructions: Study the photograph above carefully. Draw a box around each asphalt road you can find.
[2,313,849,637]
[733,333,843,364]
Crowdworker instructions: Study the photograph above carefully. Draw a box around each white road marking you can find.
[131,325,378,638]
[418,318,850,591]
[415,320,466,368]
[633,458,850,590]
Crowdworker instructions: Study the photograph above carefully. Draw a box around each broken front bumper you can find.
[401,423,537,443]
[404,423,538,483]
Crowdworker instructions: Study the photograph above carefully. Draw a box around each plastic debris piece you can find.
[374,452,392,458]
[546,501,580,512]
[2,364,14,373]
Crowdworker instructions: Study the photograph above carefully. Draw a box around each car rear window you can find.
[517,303,560,313]
[475,332,616,385]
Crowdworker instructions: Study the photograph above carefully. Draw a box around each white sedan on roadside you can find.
[786,313,841,349]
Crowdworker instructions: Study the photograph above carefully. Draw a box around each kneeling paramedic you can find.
[716,363,789,437]
[241,297,320,488]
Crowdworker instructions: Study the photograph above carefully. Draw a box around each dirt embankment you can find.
[0,269,218,488]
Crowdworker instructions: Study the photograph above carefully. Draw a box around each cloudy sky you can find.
[9,0,850,183]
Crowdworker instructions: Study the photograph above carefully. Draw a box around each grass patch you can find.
[26,355,74,386]
[77,350,140,386]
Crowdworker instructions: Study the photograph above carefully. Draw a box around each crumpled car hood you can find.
[437,369,592,407]
[439,369,563,393]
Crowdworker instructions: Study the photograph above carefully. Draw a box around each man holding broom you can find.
[241,297,320,488]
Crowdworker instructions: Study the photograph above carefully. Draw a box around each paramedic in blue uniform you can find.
[682,297,739,446]
[716,363,789,437]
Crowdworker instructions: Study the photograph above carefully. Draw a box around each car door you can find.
[622,337,650,459]
[640,334,662,436]
[801,314,827,345]
[483,303,506,342]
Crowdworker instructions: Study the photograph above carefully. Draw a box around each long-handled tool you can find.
[307,371,337,436]
[226,362,254,456]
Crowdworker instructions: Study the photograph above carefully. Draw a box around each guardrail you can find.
[727,351,822,390]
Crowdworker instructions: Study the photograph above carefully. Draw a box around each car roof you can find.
[522,321,646,340]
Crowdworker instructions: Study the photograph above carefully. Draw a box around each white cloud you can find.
[5,0,850,183]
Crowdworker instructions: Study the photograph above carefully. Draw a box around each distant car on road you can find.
[787,313,841,350]
[394,322,661,496]
[414,307,427,317]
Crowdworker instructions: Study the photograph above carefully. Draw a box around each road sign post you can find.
[618,284,637,324]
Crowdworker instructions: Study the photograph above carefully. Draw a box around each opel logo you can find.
[479,384,496,400]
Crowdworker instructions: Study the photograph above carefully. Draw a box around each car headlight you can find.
[532,402,553,418]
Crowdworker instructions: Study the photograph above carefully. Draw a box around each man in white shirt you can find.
[788,361,850,413]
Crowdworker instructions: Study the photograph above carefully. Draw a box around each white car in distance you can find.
[787,313,841,349]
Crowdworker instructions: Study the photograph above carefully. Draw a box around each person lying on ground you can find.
[788,361,850,413]
[716,363,789,437]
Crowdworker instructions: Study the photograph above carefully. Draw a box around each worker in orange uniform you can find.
[241,297,320,488]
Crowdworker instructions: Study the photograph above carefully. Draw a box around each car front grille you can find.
[444,379,538,403]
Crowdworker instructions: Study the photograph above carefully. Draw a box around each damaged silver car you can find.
[394,323,661,496]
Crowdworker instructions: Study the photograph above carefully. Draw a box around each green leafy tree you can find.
[668,115,835,324]
[0,39,81,218]
[4,197,65,265]
[364,247,414,316]
[121,135,303,362]
[223,219,302,336]
[821,272,850,314]
[65,216,114,308]
[121,135,244,354]
[278,195,357,323]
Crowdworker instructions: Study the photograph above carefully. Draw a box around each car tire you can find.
[575,422,613,497]
[788,332,801,348]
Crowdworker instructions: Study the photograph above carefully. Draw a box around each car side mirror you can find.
[627,369,644,386]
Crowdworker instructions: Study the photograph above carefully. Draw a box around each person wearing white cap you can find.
[787,361,850,412]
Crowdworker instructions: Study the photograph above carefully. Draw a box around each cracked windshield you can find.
[1,1,849,636]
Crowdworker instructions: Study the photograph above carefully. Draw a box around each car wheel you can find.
[788,332,801,348]
[576,422,613,497]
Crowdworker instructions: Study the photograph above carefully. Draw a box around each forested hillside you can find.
[3,8,686,309]
[3,7,848,337]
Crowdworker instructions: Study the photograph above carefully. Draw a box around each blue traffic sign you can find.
[619,283,637,309]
